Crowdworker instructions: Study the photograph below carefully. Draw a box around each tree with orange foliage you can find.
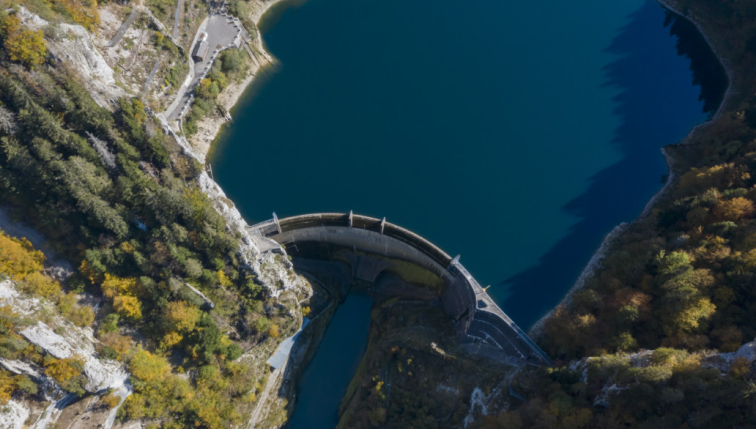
[713,196,755,221]
[268,324,280,339]
[2,15,47,69]
[101,391,120,409]
[99,332,132,360]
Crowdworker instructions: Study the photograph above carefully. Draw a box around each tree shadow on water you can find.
[495,0,727,329]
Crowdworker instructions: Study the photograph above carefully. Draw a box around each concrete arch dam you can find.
[249,212,552,367]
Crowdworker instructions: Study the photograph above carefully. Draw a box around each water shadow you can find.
[496,0,728,328]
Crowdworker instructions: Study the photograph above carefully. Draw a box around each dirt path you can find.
[106,7,138,48]
[174,0,183,38]
[247,361,286,428]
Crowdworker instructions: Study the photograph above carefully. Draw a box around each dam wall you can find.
[248,212,552,366]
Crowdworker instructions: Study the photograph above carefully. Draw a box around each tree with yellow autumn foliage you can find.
[44,356,86,395]
[101,274,143,319]
[21,271,62,298]
[129,350,169,382]
[0,370,36,404]
[50,0,100,31]
[161,331,183,349]
[44,356,83,383]
[2,15,47,69]
[101,274,142,299]
[268,324,280,339]
[217,270,232,287]
[159,301,201,349]
[163,301,201,332]
[102,391,120,409]
[0,370,16,405]
[0,233,44,279]
[114,295,142,320]
[0,231,95,327]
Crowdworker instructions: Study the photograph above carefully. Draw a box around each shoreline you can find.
[187,0,291,162]
[528,0,736,340]
[185,0,737,353]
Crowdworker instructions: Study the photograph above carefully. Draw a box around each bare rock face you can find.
[16,7,126,108]
[731,339,756,363]
[0,281,132,429]
[0,400,30,429]
[196,172,311,298]
[712,338,756,367]
[0,281,130,394]
[21,322,130,393]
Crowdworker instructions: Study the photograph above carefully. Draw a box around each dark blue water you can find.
[286,294,372,428]
[213,0,714,326]
[211,0,722,426]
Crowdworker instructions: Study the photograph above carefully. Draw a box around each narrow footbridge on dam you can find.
[248,212,552,367]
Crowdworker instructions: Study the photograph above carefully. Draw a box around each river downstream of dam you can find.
[210,0,725,426]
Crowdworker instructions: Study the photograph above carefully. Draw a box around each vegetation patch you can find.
[337,301,513,429]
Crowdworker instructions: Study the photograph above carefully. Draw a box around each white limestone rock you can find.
[21,322,129,393]
[16,7,125,108]
[0,400,30,429]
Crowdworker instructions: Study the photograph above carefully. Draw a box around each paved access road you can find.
[166,14,242,123]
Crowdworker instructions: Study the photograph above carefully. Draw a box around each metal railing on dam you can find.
[248,212,552,366]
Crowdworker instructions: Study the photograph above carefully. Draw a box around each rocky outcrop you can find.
[0,280,132,429]
[196,171,309,297]
[0,400,30,429]
[21,322,130,394]
[17,7,125,108]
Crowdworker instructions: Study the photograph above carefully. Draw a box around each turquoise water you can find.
[210,0,723,426]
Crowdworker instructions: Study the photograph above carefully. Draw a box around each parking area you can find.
[166,14,243,122]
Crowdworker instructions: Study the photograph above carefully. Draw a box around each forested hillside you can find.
[0,0,306,426]
[471,1,756,428]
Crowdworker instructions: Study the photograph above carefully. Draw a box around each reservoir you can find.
[210,0,724,426]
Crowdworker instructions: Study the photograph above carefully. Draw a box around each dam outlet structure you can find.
[249,212,552,367]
